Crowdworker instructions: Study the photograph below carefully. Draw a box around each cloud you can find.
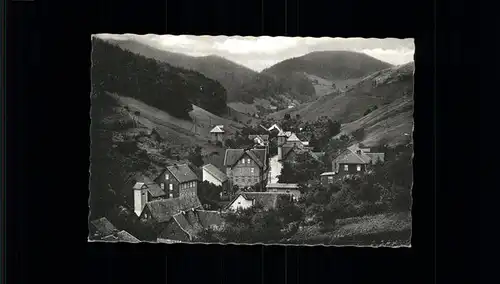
[212,36,300,55]
[360,48,414,65]
[95,34,414,71]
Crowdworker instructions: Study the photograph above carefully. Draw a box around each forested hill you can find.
[91,37,227,119]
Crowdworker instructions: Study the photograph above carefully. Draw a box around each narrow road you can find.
[268,154,283,184]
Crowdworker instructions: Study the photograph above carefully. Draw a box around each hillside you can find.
[105,38,259,102]
[262,51,393,100]
[267,62,414,124]
[92,37,228,119]
[107,92,246,168]
[263,50,393,81]
[337,96,414,147]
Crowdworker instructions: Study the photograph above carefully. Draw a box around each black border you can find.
[6,0,477,282]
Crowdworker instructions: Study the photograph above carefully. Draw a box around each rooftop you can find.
[210,125,225,133]
[165,164,199,184]
[223,148,267,168]
[202,164,228,183]
[101,230,140,243]
[145,196,203,223]
[90,217,118,237]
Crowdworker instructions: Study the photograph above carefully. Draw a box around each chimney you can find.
[356,150,362,155]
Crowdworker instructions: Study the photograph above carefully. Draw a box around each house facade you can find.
[320,172,336,186]
[154,164,199,200]
[224,149,268,189]
[226,192,290,211]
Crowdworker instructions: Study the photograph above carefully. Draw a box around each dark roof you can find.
[173,210,203,238]
[224,149,267,168]
[202,164,228,182]
[134,175,166,197]
[197,210,223,228]
[90,217,118,237]
[145,196,203,223]
[228,192,288,210]
[101,230,140,243]
[165,164,199,183]
[170,210,223,240]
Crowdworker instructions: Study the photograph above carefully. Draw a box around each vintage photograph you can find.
[89,35,414,246]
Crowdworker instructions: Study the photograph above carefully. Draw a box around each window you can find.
[242,159,245,164]
[344,165,349,171]
[356,165,361,172]
[247,159,251,164]
[251,168,255,174]
[165,173,169,180]
[161,183,165,189]
[169,193,173,198]
[169,184,173,191]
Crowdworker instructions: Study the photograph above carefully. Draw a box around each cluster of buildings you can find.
[90,121,388,244]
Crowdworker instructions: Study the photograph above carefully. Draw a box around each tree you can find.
[284,113,291,120]
[327,120,341,137]
[188,146,204,167]
[352,128,365,142]
[309,134,319,151]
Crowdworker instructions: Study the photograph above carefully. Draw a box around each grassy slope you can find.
[337,96,414,147]
[107,92,245,169]
[267,62,414,124]
[263,51,393,81]
[289,212,411,245]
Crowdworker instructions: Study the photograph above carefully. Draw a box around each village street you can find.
[268,154,283,184]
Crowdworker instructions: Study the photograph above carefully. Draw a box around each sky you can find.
[96,34,414,72]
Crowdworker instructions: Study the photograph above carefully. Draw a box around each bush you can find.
[391,185,412,212]
[215,141,223,147]
[352,128,365,141]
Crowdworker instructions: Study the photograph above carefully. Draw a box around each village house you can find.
[132,164,198,217]
[131,175,167,215]
[223,148,269,189]
[265,183,301,201]
[89,217,140,242]
[156,209,223,243]
[89,217,119,239]
[332,145,385,174]
[320,172,336,186]
[225,192,291,212]
[209,125,225,142]
[277,130,312,161]
[155,164,199,199]
[202,163,229,193]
